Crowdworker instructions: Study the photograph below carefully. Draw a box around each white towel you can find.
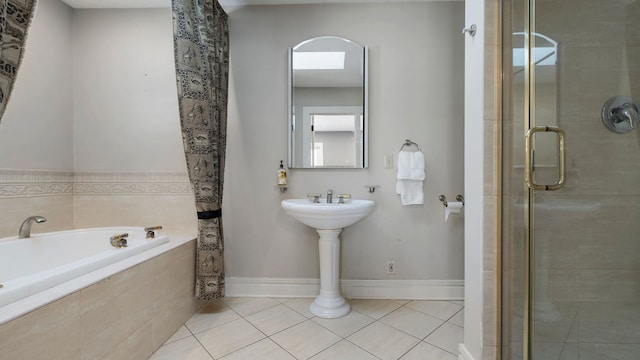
[396,180,424,205]
[396,150,425,205]
[396,151,425,180]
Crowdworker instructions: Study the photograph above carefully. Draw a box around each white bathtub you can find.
[0,227,169,308]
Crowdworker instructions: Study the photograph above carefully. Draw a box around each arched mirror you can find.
[288,36,368,169]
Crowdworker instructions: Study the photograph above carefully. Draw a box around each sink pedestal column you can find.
[309,228,350,318]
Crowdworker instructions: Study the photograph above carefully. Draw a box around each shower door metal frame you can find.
[522,2,534,357]
[516,0,567,358]
[500,0,540,357]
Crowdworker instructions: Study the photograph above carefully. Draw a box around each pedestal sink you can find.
[281,198,376,318]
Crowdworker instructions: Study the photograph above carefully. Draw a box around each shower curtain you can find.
[171,0,229,300]
[0,0,37,122]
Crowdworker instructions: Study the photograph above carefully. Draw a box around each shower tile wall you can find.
[535,0,640,302]
[503,0,640,358]
[483,0,502,359]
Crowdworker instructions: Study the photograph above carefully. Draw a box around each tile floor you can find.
[149,297,463,360]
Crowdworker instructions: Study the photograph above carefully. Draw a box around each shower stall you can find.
[501,0,640,359]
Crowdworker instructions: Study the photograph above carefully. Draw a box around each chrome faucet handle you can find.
[337,194,351,204]
[110,233,129,248]
[144,225,163,239]
[307,193,321,203]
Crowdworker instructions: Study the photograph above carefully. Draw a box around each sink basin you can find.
[281,198,375,319]
[281,199,376,230]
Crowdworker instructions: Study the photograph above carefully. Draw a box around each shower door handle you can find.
[525,126,566,191]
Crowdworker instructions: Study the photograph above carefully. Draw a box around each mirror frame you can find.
[287,36,369,169]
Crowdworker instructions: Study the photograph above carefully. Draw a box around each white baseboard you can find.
[225,277,464,300]
[226,277,320,298]
[458,344,475,360]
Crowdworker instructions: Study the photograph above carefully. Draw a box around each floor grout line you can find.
[151,297,465,360]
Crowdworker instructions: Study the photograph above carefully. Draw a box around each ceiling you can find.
[60,0,450,10]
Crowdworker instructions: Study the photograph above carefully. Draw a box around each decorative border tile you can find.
[73,171,192,194]
[0,169,74,197]
[73,182,192,194]
[0,169,193,197]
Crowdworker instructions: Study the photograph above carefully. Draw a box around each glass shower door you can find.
[502,0,640,359]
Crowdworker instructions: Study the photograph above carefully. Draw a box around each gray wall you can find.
[72,8,186,172]
[0,0,74,170]
[0,0,75,237]
[225,3,465,280]
[0,2,465,284]
[0,5,186,173]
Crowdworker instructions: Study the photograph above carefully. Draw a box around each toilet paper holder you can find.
[439,194,464,207]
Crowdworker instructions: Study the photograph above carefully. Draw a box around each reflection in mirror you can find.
[288,36,367,168]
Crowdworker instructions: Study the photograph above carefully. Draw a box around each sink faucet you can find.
[19,216,47,238]
[327,189,333,203]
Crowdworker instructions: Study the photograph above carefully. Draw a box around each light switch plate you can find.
[384,154,393,169]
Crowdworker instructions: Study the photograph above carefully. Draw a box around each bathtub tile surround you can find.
[150,297,463,360]
[0,239,203,359]
[0,292,83,358]
[73,171,197,234]
[0,169,192,194]
[0,169,74,236]
[0,227,169,309]
[73,171,192,194]
[0,169,197,238]
[0,169,74,195]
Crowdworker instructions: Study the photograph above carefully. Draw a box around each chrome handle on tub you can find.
[144,226,163,239]
[110,233,129,248]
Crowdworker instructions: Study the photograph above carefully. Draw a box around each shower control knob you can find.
[602,96,640,133]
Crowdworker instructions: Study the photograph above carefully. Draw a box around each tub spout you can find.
[18,216,47,238]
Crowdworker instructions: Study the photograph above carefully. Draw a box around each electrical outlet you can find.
[387,261,396,274]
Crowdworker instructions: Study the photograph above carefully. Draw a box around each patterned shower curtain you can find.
[0,0,37,122]
[171,0,229,300]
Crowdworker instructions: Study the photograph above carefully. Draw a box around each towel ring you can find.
[400,139,421,151]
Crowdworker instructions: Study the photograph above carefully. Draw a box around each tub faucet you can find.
[110,233,129,248]
[327,189,333,203]
[19,216,47,238]
[144,226,163,239]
